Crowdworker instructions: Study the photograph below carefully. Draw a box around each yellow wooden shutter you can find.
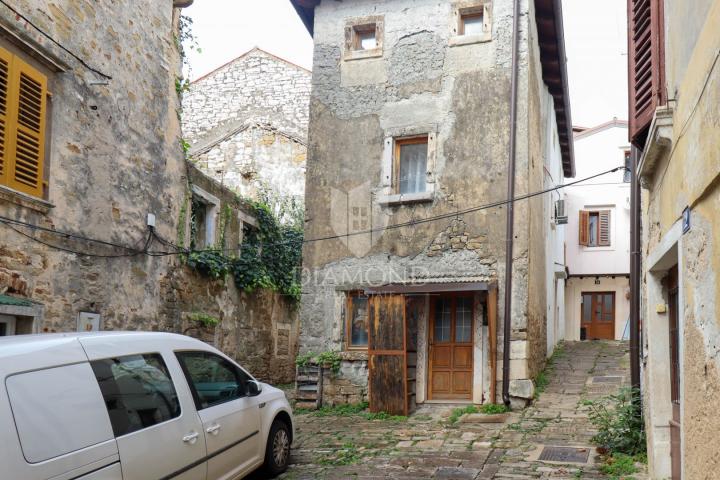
[6,54,47,198]
[0,47,10,187]
[578,210,589,246]
[598,210,611,246]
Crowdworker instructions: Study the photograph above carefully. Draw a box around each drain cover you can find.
[538,446,590,463]
[592,376,622,383]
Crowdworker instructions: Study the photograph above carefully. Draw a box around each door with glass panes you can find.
[581,292,615,340]
[429,294,474,400]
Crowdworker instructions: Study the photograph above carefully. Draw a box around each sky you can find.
[182,0,628,128]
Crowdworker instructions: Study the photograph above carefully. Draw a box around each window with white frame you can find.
[394,136,428,194]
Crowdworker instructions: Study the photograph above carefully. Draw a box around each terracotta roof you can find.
[289,0,574,177]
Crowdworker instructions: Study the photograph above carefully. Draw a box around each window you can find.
[0,46,48,198]
[346,292,369,348]
[91,354,181,437]
[6,363,114,463]
[395,136,428,194]
[190,185,219,250]
[628,0,665,147]
[579,210,611,247]
[344,16,384,60]
[623,150,632,183]
[176,351,250,409]
[459,8,486,35]
[352,24,377,51]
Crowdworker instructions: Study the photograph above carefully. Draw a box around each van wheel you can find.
[264,419,290,476]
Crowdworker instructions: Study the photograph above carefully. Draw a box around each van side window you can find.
[176,351,250,410]
[91,354,181,437]
[6,363,114,463]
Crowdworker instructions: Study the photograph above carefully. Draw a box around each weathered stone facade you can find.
[292,0,572,408]
[182,48,310,202]
[0,1,298,384]
[637,1,720,477]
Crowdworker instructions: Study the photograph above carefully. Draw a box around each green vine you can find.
[295,351,342,375]
[185,197,303,304]
[187,312,220,328]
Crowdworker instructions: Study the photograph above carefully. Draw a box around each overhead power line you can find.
[0,0,112,80]
[0,166,627,258]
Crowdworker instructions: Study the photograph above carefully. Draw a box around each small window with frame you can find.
[452,3,492,45]
[394,136,429,194]
[623,150,632,183]
[344,16,384,60]
[346,292,369,349]
[352,24,377,51]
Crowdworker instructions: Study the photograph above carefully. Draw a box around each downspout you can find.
[629,146,641,392]
[502,0,522,407]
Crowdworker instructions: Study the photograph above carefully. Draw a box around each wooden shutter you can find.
[6,56,47,198]
[0,48,9,187]
[598,210,611,247]
[578,210,589,246]
[628,0,665,146]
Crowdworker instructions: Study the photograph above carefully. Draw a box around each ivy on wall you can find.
[183,198,303,304]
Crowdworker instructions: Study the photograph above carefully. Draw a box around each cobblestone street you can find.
[272,341,647,479]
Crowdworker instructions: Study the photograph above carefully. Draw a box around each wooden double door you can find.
[429,294,474,400]
[581,292,615,340]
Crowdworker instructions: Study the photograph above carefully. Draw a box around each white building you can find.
[564,120,631,341]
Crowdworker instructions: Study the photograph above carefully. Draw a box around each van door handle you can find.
[206,424,221,435]
[182,432,200,444]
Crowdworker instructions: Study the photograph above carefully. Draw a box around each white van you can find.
[0,332,294,480]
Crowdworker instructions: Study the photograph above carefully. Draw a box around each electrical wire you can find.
[0,0,112,80]
[0,165,627,258]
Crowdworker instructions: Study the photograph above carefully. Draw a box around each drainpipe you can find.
[502,0,522,408]
[629,146,641,392]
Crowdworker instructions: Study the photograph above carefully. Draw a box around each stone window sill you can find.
[449,33,492,47]
[343,48,383,61]
[0,184,53,214]
[378,191,434,206]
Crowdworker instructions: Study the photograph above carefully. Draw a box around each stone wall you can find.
[182,48,310,202]
[300,0,562,405]
[0,2,298,385]
[639,2,720,477]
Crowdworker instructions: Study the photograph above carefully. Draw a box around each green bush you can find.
[449,405,479,423]
[479,403,509,414]
[599,453,639,478]
[587,387,646,457]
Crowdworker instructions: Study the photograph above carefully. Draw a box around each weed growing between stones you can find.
[586,387,646,456]
[534,341,566,399]
[364,411,407,422]
[318,442,363,466]
[449,405,479,423]
[295,402,370,417]
[479,403,510,414]
[599,452,642,479]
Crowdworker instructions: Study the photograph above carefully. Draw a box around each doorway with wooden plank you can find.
[428,293,474,400]
[580,292,615,340]
[367,294,418,416]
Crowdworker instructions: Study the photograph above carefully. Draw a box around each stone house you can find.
[182,47,311,206]
[291,0,574,412]
[0,1,298,384]
[628,0,720,477]
[564,120,631,342]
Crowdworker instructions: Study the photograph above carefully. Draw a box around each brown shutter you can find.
[579,210,589,246]
[598,210,611,246]
[628,0,665,147]
[0,49,9,186]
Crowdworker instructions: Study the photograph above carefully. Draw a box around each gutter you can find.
[502,0,521,408]
[629,147,641,391]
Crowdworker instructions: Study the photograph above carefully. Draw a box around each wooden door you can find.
[429,294,473,400]
[667,266,681,479]
[368,294,408,415]
[581,292,615,340]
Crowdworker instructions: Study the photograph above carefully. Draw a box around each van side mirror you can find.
[246,380,262,397]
